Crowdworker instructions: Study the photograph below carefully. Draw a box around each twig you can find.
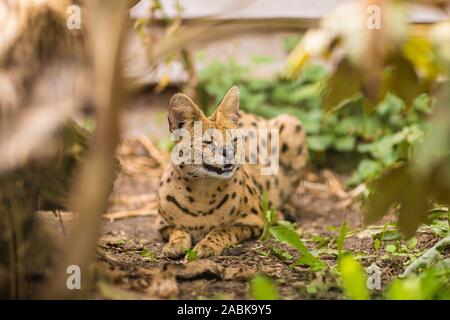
[348,183,367,198]
[136,135,166,167]
[302,181,329,192]
[323,169,347,198]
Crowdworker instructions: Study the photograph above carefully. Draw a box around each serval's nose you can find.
[222,146,234,162]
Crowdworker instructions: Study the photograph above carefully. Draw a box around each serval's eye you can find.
[203,140,213,145]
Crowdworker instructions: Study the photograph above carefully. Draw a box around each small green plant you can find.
[185,249,198,262]
[268,245,294,261]
[140,248,157,261]
[270,225,326,271]
[114,239,126,246]
[385,244,397,254]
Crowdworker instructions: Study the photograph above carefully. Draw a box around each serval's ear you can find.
[213,86,240,127]
[168,93,205,132]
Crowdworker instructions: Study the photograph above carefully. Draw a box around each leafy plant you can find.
[269,225,326,271]
[140,248,157,261]
[114,239,126,247]
[268,245,294,261]
[385,244,397,254]
[185,249,198,262]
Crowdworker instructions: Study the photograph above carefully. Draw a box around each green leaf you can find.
[407,237,418,249]
[373,230,402,241]
[140,248,157,260]
[413,93,434,114]
[391,256,450,300]
[270,226,326,271]
[374,239,381,251]
[338,254,370,300]
[114,240,126,246]
[292,254,327,272]
[269,245,294,261]
[270,226,307,253]
[385,244,397,253]
[377,93,405,116]
[290,83,322,103]
[348,159,383,185]
[306,284,318,294]
[323,59,362,112]
[308,135,334,152]
[276,220,296,230]
[334,136,356,152]
[385,54,421,107]
[387,277,424,300]
[250,274,279,300]
[186,249,198,262]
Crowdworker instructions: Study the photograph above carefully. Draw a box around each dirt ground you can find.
[81,137,445,300]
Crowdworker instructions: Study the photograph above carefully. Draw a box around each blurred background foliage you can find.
[197,57,433,186]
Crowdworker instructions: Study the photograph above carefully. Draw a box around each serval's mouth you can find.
[202,163,235,175]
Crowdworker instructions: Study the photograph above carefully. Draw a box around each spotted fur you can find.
[157,86,307,259]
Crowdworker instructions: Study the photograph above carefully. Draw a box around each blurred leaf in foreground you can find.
[250,274,279,300]
[338,254,369,300]
[322,59,361,113]
[365,164,429,238]
[286,0,441,110]
[388,259,450,300]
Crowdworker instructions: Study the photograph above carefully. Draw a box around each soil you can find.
[86,138,445,300]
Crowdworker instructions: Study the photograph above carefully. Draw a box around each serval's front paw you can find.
[192,240,223,259]
[162,242,189,259]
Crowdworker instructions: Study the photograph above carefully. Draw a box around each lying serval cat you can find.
[157,86,307,259]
